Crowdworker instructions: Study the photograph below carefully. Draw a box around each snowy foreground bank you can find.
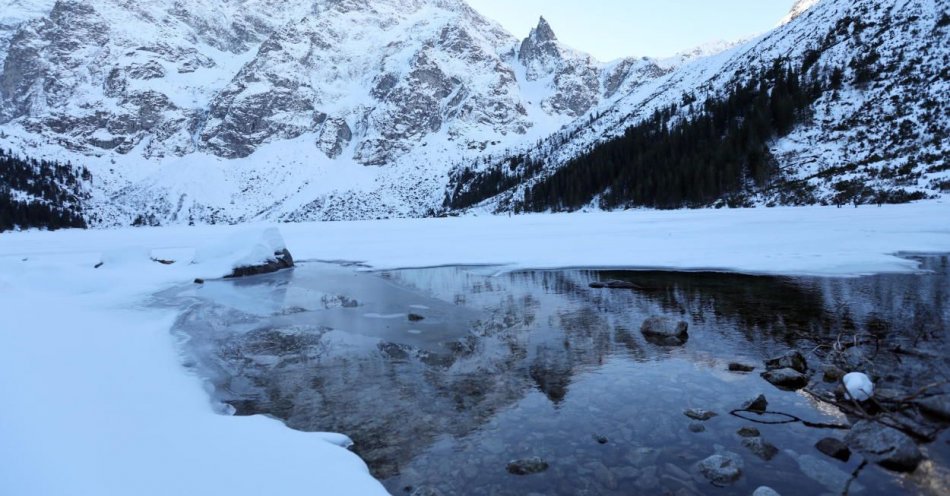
[1,203,949,495]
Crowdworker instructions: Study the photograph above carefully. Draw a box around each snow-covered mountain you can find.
[780,0,822,25]
[451,0,950,212]
[0,0,672,224]
[0,0,947,226]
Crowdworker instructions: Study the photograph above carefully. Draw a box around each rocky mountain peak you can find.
[519,16,565,79]
[530,16,557,43]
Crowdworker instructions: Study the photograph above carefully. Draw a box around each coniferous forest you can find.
[446,51,930,213]
[447,59,828,213]
[520,61,821,211]
[0,148,90,232]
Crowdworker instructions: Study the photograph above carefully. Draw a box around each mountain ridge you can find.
[0,0,946,228]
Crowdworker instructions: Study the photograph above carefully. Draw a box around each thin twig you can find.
[841,460,868,496]
[729,408,850,429]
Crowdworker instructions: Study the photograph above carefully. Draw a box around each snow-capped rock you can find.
[518,16,603,117]
[842,372,874,401]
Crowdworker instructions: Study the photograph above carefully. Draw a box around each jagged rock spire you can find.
[531,16,557,43]
[519,15,561,71]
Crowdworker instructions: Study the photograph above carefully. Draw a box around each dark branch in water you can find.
[729,408,850,430]
[803,388,943,442]
[841,460,868,496]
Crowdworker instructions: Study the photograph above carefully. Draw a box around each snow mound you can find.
[192,227,289,275]
[99,246,153,268]
[843,372,875,401]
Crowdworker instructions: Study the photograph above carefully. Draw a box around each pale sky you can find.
[465,0,795,60]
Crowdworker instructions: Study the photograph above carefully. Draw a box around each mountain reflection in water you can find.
[164,256,949,496]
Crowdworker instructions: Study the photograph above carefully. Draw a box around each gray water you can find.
[162,256,950,495]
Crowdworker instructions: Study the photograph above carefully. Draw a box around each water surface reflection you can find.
[165,256,950,495]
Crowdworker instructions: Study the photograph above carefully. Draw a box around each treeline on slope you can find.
[445,154,545,211]
[0,148,90,232]
[521,60,822,211]
[447,24,937,214]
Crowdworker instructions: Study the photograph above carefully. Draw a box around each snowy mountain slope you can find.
[0,0,52,52]
[452,0,949,212]
[780,0,821,25]
[0,0,946,225]
[0,0,673,225]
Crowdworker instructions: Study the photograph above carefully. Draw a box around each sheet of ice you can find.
[9,202,946,277]
[1,202,949,495]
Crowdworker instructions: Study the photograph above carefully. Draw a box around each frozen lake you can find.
[163,256,950,495]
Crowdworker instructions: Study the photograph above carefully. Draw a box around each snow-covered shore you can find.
[1,202,949,495]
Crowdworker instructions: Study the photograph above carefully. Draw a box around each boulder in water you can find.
[762,368,809,390]
[507,457,549,475]
[765,350,808,373]
[698,451,743,486]
[640,316,689,346]
[845,420,923,472]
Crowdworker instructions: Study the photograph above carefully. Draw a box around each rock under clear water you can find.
[159,256,950,496]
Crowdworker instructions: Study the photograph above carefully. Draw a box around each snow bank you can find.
[192,227,288,272]
[0,226,386,496]
[4,202,949,277]
[0,203,949,495]
[98,246,153,268]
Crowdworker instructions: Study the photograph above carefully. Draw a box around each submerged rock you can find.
[845,420,923,472]
[765,350,808,373]
[742,437,779,461]
[689,422,706,433]
[737,427,761,438]
[788,451,863,494]
[409,487,443,496]
[698,451,744,486]
[822,365,846,383]
[815,437,851,462]
[753,487,781,496]
[507,457,549,475]
[762,368,809,390]
[408,313,426,322]
[590,280,642,289]
[640,316,689,346]
[916,395,950,420]
[728,362,756,372]
[684,408,718,421]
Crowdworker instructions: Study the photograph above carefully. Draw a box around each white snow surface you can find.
[192,226,288,270]
[843,372,875,401]
[1,203,949,495]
